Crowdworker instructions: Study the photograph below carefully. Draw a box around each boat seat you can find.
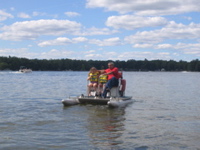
[109,77,125,97]
[109,73,123,97]
[110,86,120,97]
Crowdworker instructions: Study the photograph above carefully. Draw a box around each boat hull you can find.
[62,98,79,106]
[108,99,133,108]
[78,96,109,105]
[19,69,32,73]
[62,96,133,107]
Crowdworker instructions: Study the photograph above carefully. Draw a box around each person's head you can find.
[108,62,114,69]
[90,67,97,73]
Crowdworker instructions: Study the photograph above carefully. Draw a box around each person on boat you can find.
[100,62,119,98]
[97,73,107,96]
[87,67,100,96]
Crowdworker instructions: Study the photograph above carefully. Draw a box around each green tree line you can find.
[0,56,200,71]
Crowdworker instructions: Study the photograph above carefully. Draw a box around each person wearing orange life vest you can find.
[100,62,119,98]
[87,67,100,96]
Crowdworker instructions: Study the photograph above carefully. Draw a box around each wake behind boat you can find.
[62,71,133,108]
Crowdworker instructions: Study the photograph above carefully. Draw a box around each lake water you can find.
[0,71,200,150]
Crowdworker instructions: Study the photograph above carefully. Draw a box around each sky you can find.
[0,0,200,61]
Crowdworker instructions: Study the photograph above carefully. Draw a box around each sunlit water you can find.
[0,71,200,149]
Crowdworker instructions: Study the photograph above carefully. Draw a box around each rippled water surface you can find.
[0,71,200,149]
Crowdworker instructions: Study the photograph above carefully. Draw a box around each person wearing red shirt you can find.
[100,62,119,98]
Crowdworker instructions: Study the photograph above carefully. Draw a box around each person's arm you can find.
[105,68,118,75]
[104,71,112,75]
[99,70,105,74]
[87,73,91,80]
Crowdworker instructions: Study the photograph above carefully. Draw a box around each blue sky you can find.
[0,0,200,61]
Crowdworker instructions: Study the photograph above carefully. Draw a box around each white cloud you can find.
[133,42,200,58]
[117,51,171,60]
[174,43,200,56]
[38,37,88,47]
[89,37,121,46]
[85,53,103,59]
[38,37,121,47]
[0,19,118,41]
[72,37,88,43]
[32,11,58,18]
[0,19,82,41]
[133,43,153,48]
[0,10,13,21]
[10,7,15,11]
[40,49,75,59]
[86,0,200,15]
[0,48,28,56]
[65,11,80,17]
[85,50,96,54]
[155,44,173,49]
[124,22,200,44]
[17,12,31,18]
[0,48,77,59]
[32,11,46,17]
[81,27,118,36]
[133,42,200,59]
[106,15,168,30]
[38,37,71,47]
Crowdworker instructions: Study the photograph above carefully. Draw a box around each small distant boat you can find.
[19,66,32,73]
[62,72,133,108]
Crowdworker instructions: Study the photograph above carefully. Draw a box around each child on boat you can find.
[97,74,107,96]
[87,67,100,96]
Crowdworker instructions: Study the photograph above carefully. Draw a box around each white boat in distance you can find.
[19,66,32,73]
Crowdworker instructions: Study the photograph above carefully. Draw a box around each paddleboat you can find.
[62,72,133,108]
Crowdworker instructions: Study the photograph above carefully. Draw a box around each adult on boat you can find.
[100,62,119,98]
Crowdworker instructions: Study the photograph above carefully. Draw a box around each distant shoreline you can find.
[0,56,199,72]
